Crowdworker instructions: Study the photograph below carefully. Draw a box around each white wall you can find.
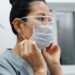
[0,0,16,53]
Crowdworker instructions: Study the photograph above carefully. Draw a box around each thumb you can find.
[31,41,41,53]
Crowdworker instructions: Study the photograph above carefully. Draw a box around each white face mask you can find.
[31,25,54,49]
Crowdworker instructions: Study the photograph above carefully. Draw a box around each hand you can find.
[19,39,47,74]
[42,42,61,66]
[42,42,63,75]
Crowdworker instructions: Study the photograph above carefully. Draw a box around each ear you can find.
[12,18,22,33]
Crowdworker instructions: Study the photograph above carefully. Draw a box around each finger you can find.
[41,48,46,55]
[42,48,51,61]
[50,42,57,49]
[28,40,32,54]
[19,40,25,55]
[46,42,53,49]
[42,48,50,57]
[31,40,41,53]
[24,39,29,54]
[19,40,25,45]
[50,43,61,54]
[46,42,53,52]
[21,39,29,56]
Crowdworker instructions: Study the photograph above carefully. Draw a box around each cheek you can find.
[23,25,33,38]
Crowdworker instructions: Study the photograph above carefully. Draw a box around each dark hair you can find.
[9,0,46,35]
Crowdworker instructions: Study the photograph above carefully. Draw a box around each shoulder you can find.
[0,49,19,75]
[0,49,34,75]
[0,56,17,75]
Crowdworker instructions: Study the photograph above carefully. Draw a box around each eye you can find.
[36,17,45,21]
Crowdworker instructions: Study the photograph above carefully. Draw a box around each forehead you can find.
[29,1,51,16]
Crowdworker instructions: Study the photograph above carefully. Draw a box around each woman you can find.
[0,0,63,75]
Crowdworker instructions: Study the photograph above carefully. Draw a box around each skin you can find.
[12,1,64,75]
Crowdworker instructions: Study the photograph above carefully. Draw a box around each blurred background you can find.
[0,0,75,75]
[47,3,75,65]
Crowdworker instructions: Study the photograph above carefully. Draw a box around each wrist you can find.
[33,66,47,72]
[33,68,47,75]
[49,61,61,70]
[48,60,61,68]
[32,63,47,73]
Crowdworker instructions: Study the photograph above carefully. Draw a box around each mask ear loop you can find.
[17,29,25,41]
[20,19,32,27]
[18,19,32,40]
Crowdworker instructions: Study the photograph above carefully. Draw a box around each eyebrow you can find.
[37,13,51,16]
[37,13,46,16]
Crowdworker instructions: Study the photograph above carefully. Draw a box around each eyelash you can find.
[36,17,52,22]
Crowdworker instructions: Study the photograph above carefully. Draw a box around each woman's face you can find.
[19,1,52,39]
